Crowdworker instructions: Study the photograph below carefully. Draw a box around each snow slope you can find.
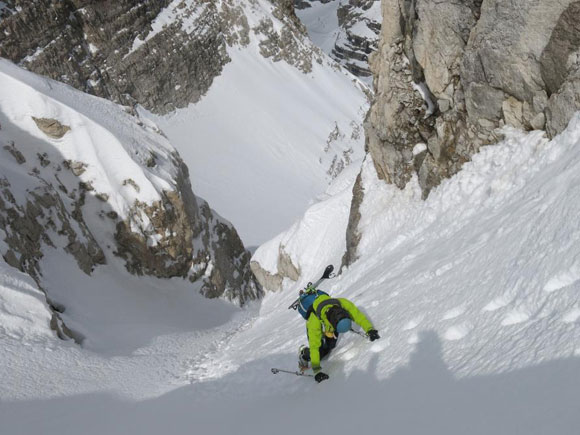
[2,111,579,432]
[296,0,342,54]
[142,1,369,246]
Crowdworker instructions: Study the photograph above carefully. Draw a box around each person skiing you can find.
[294,284,380,383]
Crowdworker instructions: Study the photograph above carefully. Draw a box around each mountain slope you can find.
[2,105,579,435]
[0,0,370,246]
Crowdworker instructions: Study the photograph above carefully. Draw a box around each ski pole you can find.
[350,328,369,340]
[288,264,335,310]
[271,368,314,377]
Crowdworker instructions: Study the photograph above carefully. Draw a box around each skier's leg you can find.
[319,333,339,360]
[298,345,310,371]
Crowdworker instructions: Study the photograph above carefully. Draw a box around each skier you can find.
[295,284,380,383]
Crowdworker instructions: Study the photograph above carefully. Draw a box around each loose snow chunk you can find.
[543,262,580,293]
[501,309,530,326]
[482,295,511,312]
[562,308,580,323]
[443,323,472,341]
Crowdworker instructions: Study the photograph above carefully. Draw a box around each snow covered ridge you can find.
[251,160,360,290]
[0,60,261,341]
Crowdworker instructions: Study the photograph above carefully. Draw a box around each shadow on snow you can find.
[2,331,579,434]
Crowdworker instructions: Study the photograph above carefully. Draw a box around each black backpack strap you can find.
[314,298,342,319]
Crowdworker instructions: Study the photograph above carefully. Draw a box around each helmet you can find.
[336,317,352,333]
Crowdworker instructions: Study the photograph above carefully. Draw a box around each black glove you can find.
[367,329,380,342]
[315,372,329,383]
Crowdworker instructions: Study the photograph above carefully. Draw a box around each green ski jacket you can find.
[306,294,374,372]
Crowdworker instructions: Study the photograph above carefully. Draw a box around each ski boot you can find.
[298,345,310,372]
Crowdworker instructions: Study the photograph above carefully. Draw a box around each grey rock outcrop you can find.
[0,148,106,343]
[341,169,364,268]
[333,0,381,82]
[32,117,71,139]
[250,246,301,291]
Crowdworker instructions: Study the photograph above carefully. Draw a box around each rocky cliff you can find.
[0,60,261,341]
[0,0,313,114]
[337,0,580,266]
[365,0,580,199]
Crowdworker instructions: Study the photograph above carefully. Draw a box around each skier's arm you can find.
[339,298,374,333]
[307,315,323,373]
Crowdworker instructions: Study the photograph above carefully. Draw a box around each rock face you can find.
[114,159,262,305]
[333,0,381,81]
[250,246,301,291]
[345,0,580,264]
[31,117,71,139]
[295,0,381,84]
[365,0,580,200]
[0,143,106,342]
[0,0,230,114]
[341,169,364,268]
[0,0,315,114]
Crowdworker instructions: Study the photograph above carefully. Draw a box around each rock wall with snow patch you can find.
[0,61,261,341]
[365,0,580,200]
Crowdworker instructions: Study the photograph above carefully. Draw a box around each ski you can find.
[288,264,335,310]
[271,368,314,378]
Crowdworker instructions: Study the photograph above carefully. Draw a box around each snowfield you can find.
[2,71,580,433]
